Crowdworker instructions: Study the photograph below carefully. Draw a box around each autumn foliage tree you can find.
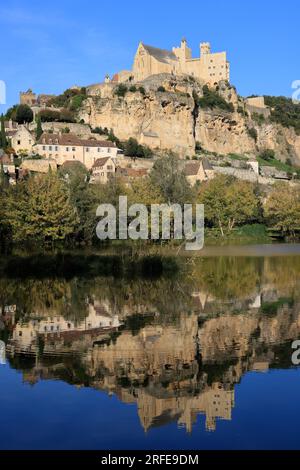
[198,175,260,236]
[5,171,79,243]
[264,183,300,237]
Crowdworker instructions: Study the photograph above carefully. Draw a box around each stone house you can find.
[4,120,18,133]
[91,157,116,183]
[115,167,148,187]
[35,133,120,170]
[185,159,214,185]
[10,125,35,155]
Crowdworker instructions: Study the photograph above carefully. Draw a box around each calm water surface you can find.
[1,246,300,450]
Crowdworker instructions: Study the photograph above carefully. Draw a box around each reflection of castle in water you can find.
[2,256,300,433]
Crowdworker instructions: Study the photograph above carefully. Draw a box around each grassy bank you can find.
[204,224,273,246]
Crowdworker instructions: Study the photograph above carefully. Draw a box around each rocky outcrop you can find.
[80,88,195,157]
[79,74,300,164]
[195,109,256,155]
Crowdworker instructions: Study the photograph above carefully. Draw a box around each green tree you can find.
[15,104,34,124]
[0,114,7,149]
[198,175,259,236]
[5,172,79,243]
[264,183,300,237]
[150,154,193,204]
[58,162,95,242]
[36,114,43,140]
[4,105,18,122]
[127,178,163,206]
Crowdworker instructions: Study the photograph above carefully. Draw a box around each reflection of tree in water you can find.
[2,254,300,434]
[262,257,300,300]
[1,279,92,322]
[188,257,262,301]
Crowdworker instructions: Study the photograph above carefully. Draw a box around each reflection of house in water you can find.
[3,257,300,435]
[8,300,122,356]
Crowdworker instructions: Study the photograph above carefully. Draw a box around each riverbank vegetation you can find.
[1,155,300,252]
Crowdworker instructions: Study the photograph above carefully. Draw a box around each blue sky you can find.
[0,0,299,112]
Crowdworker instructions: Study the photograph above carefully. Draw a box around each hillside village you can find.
[1,38,300,188]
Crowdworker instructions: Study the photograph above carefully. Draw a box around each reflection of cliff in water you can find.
[1,255,300,433]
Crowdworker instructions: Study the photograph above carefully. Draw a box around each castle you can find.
[116,38,230,84]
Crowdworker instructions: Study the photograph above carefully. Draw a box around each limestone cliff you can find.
[79,74,300,163]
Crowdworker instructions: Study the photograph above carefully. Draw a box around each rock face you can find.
[195,109,256,155]
[79,74,300,164]
[80,87,196,157]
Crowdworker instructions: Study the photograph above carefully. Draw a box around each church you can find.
[117,38,230,84]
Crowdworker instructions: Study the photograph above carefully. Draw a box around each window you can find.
[29,140,31,144]
[107,165,113,170]
[49,146,52,151]
[72,147,76,152]
[55,146,58,151]
[97,148,101,152]
[42,146,46,151]
[66,147,69,151]
[107,148,111,153]
[17,140,21,145]
[86,147,89,152]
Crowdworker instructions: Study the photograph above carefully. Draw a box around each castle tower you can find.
[200,42,211,56]
[173,38,192,64]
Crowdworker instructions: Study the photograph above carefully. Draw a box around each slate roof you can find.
[142,44,178,64]
[92,157,111,168]
[202,158,213,171]
[185,162,201,176]
[37,133,116,148]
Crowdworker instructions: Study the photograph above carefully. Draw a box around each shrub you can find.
[252,112,265,126]
[92,127,109,136]
[39,109,61,122]
[114,84,128,98]
[248,127,258,142]
[195,85,234,112]
[15,105,33,124]
[157,86,166,92]
[195,141,202,152]
[69,94,86,111]
[59,109,76,123]
[39,108,76,123]
[264,95,300,134]
[129,85,137,93]
[139,86,146,95]
[124,137,152,158]
[260,149,275,161]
